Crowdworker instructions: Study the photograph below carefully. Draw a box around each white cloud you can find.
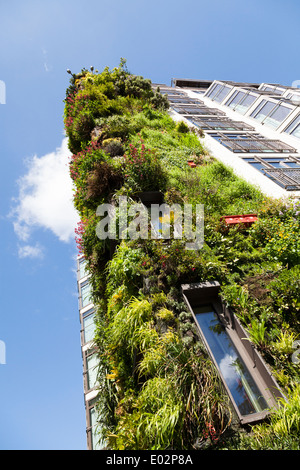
[18,243,44,260]
[11,137,79,249]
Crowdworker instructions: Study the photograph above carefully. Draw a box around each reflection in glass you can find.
[79,258,87,279]
[213,86,232,103]
[81,282,92,307]
[194,305,267,416]
[206,83,221,98]
[251,101,275,122]
[87,353,98,390]
[83,313,95,343]
[263,104,291,129]
[235,94,257,114]
[90,406,104,449]
[284,114,300,139]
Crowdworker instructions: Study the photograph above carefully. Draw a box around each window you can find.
[251,100,276,122]
[181,281,285,424]
[212,85,232,103]
[81,281,92,308]
[284,114,300,139]
[195,305,268,416]
[168,97,201,105]
[90,406,103,450]
[79,258,87,279]
[172,105,225,116]
[251,100,293,129]
[225,91,257,115]
[160,90,185,96]
[225,90,245,108]
[261,85,283,95]
[86,399,105,450]
[263,104,292,129]
[263,168,300,190]
[188,116,254,131]
[86,351,98,390]
[241,156,300,190]
[209,132,296,153]
[82,310,96,344]
[205,83,221,98]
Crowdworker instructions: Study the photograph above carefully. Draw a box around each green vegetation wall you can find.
[64,61,300,450]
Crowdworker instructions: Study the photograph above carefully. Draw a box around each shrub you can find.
[263,217,300,267]
[175,121,190,133]
[103,139,125,157]
[85,161,123,200]
[123,140,168,192]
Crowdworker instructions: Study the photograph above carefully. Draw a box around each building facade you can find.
[76,77,299,449]
[157,79,300,198]
[77,255,103,450]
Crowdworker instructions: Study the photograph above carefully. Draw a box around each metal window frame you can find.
[172,104,226,116]
[250,99,275,120]
[168,97,202,105]
[83,347,98,392]
[284,113,300,136]
[210,131,296,153]
[81,308,96,345]
[181,281,285,425]
[261,168,300,190]
[241,155,300,190]
[251,98,294,129]
[79,279,93,309]
[85,398,105,450]
[211,84,232,103]
[225,89,247,108]
[187,116,254,131]
[230,92,259,114]
[204,82,219,98]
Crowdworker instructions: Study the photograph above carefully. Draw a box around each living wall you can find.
[64,61,300,450]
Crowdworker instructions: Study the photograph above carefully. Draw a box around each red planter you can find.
[220,214,258,227]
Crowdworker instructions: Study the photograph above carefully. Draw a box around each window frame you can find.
[181,281,285,425]
[187,116,254,131]
[86,398,105,450]
[79,279,93,309]
[83,347,98,392]
[283,113,300,139]
[250,98,294,129]
[209,132,296,154]
[171,104,226,116]
[81,308,96,345]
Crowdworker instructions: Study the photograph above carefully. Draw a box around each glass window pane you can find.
[263,104,292,129]
[81,282,92,307]
[249,162,265,170]
[234,94,257,114]
[226,90,245,108]
[90,407,104,449]
[284,114,300,139]
[87,353,98,389]
[83,313,95,343]
[284,161,300,168]
[251,101,276,122]
[79,259,87,279]
[205,83,220,98]
[194,306,268,416]
[291,124,300,138]
[213,85,232,103]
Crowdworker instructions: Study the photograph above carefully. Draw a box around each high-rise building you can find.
[71,72,299,450]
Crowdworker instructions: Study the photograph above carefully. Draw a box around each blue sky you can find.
[0,0,299,450]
